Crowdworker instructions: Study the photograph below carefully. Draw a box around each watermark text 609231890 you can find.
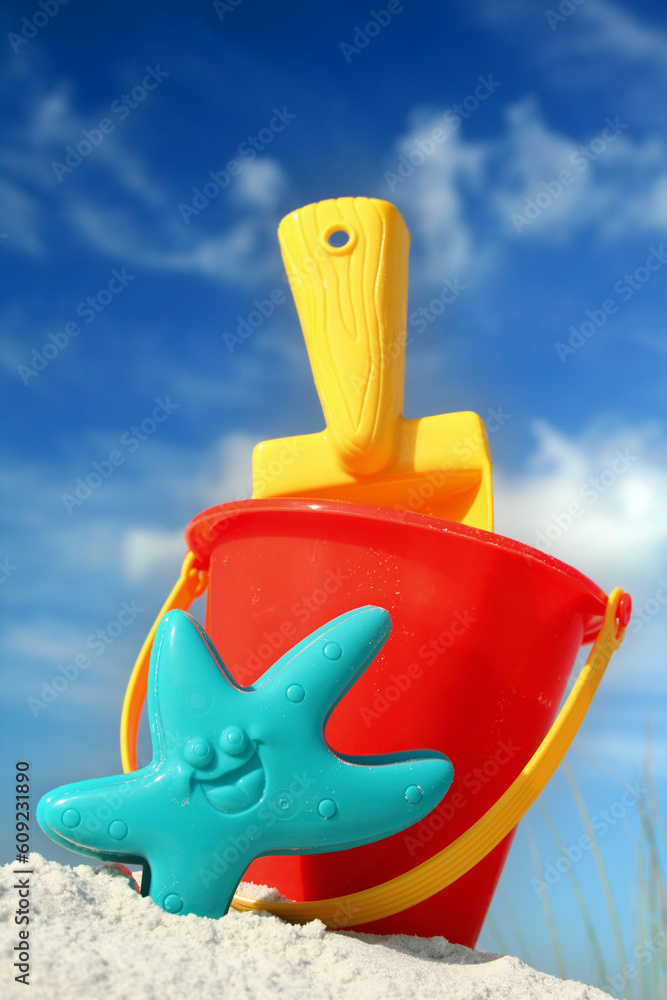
[13,761,31,986]
[15,762,30,864]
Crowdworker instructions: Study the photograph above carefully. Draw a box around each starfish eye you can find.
[183,737,216,769]
[220,726,249,757]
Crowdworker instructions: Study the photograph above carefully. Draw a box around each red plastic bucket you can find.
[186,498,607,946]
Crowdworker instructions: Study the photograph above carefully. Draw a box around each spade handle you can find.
[278,197,410,475]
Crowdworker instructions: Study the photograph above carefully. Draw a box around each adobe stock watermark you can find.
[408,278,468,333]
[213,0,244,20]
[511,117,628,233]
[17,268,135,385]
[27,600,144,717]
[455,405,510,459]
[626,579,667,637]
[51,67,169,182]
[222,231,352,352]
[8,0,71,55]
[545,0,589,32]
[359,608,477,728]
[534,448,637,549]
[393,404,509,508]
[224,231,356,355]
[606,929,667,995]
[531,779,647,897]
[355,404,508,520]
[61,397,179,513]
[556,245,667,362]
[192,439,307,557]
[198,771,316,888]
[403,739,522,857]
[0,557,18,584]
[227,230,435,352]
[340,0,413,63]
[223,284,289,353]
[385,75,501,192]
[232,568,352,685]
[252,440,306,500]
[78,781,139,837]
[349,278,470,397]
[329,898,363,929]
[178,107,296,224]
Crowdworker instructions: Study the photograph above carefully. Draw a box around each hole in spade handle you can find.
[327,229,349,248]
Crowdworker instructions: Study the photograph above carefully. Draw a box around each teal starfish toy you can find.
[37,605,454,918]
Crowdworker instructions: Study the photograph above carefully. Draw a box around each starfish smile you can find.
[200,752,265,814]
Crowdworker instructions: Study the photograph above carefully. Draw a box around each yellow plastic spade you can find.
[252,197,493,529]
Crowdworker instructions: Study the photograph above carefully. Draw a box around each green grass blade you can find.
[538,798,608,987]
[638,792,662,1000]
[484,911,509,956]
[641,734,667,999]
[499,886,534,969]
[564,761,634,1000]
[635,816,649,1000]
[524,817,568,980]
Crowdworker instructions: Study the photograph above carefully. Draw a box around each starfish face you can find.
[173,723,265,813]
[38,605,454,918]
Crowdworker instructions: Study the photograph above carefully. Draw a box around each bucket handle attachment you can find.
[120,561,628,927]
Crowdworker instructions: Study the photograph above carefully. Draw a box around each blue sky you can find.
[1,0,666,993]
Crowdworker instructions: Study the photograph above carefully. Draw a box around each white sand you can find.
[1,855,612,999]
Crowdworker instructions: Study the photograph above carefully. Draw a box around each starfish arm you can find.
[264,752,454,855]
[148,610,245,759]
[253,606,392,726]
[36,769,157,863]
[146,842,248,918]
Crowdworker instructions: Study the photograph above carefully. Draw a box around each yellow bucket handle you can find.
[120,557,627,927]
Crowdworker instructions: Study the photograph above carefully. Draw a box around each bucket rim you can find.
[185,498,607,643]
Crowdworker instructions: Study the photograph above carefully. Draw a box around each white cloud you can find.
[0,424,256,615]
[383,91,667,279]
[63,198,282,284]
[0,55,290,287]
[608,170,667,235]
[550,0,667,65]
[234,158,288,209]
[577,725,667,779]
[145,218,280,282]
[476,0,667,148]
[196,432,256,506]
[489,98,616,239]
[0,623,139,724]
[0,426,262,725]
[0,177,44,254]
[121,527,187,581]
[3,619,89,664]
[28,85,78,145]
[119,431,256,579]
[383,113,488,284]
[494,419,667,582]
[494,418,667,693]
[383,0,667,265]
